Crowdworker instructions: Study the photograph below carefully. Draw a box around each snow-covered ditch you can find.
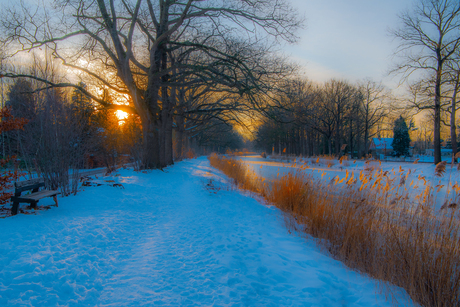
[0,157,414,306]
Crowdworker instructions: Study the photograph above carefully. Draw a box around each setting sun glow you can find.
[116,110,128,122]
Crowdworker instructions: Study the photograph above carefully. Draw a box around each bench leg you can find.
[31,201,38,209]
[11,202,19,215]
[53,195,58,207]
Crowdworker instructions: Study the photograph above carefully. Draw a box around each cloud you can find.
[284,0,414,86]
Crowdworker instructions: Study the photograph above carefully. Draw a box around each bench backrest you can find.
[14,178,45,193]
[79,169,105,177]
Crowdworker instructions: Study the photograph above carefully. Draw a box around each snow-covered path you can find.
[0,157,414,306]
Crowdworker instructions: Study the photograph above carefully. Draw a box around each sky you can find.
[284,0,415,89]
[0,0,416,91]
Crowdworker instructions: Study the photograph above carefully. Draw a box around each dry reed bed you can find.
[208,153,460,307]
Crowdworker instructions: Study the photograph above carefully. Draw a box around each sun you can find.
[116,110,128,122]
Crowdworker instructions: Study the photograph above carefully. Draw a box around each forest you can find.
[0,0,460,186]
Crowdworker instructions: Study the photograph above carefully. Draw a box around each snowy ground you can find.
[0,157,414,306]
[239,155,460,211]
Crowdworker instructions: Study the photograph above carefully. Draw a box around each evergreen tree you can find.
[8,78,35,120]
[392,116,411,157]
[69,82,97,146]
[70,82,93,123]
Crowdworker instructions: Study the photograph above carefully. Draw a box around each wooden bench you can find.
[78,169,106,181]
[11,178,60,215]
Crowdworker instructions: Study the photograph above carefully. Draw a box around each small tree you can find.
[392,116,411,157]
[0,106,27,204]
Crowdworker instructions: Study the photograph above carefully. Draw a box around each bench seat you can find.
[11,190,60,203]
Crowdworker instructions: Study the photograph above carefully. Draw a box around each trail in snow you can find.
[0,157,414,306]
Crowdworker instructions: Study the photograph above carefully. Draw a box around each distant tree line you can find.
[256,0,460,164]
[255,78,392,158]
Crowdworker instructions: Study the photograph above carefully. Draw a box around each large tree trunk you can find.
[434,64,442,165]
[451,110,457,162]
[451,74,459,163]
[434,105,441,164]
[159,80,167,167]
[158,109,174,168]
[146,1,172,169]
[159,88,170,168]
[451,96,458,163]
[164,107,174,166]
[175,113,185,161]
[175,87,186,161]
[141,116,160,169]
[143,69,162,169]
[164,85,176,165]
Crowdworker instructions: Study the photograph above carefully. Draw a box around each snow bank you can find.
[0,157,414,306]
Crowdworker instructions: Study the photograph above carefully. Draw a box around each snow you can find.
[241,155,460,211]
[0,157,414,306]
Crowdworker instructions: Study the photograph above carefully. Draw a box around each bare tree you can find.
[443,57,460,160]
[357,79,390,157]
[391,0,460,164]
[321,79,356,155]
[0,0,301,169]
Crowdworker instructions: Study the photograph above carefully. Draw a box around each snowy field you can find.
[240,155,460,211]
[0,157,414,306]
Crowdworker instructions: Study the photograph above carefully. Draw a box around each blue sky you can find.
[285,0,415,88]
[0,0,415,90]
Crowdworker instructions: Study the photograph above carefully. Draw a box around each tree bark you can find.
[357,121,362,159]
[451,82,458,162]
[434,60,443,165]
[364,121,369,158]
[175,112,185,161]
[141,116,160,169]
[143,75,162,169]
[335,114,341,155]
[164,100,174,166]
